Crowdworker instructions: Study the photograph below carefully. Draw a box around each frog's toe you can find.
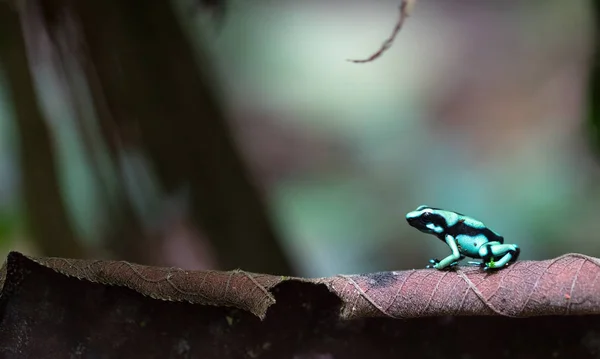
[426,259,439,269]
[483,264,501,271]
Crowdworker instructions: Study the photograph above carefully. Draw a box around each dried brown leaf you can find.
[325,253,600,319]
[2,252,600,320]
[2,252,600,357]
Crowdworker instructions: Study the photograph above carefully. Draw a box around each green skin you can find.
[405,205,520,271]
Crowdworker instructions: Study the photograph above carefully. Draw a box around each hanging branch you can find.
[347,0,415,64]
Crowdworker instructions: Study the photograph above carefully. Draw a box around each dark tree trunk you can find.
[35,0,293,274]
[0,2,85,259]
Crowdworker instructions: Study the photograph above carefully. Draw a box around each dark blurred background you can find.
[0,0,595,277]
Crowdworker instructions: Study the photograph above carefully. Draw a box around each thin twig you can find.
[347,0,414,64]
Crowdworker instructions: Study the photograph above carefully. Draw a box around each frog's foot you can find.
[467,260,503,271]
[426,258,461,270]
[482,260,503,271]
[426,258,439,269]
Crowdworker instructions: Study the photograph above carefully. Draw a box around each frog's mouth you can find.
[406,216,443,234]
[406,216,428,231]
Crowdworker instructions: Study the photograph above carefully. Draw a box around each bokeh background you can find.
[0,0,596,277]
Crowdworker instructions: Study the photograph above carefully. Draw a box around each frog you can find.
[405,205,520,271]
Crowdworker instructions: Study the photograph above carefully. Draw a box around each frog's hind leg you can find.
[485,243,520,270]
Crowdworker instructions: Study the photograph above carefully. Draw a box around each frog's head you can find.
[406,205,446,235]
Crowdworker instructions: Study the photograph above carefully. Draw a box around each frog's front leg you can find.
[427,257,464,269]
[427,234,461,270]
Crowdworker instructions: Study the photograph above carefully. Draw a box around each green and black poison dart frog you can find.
[406,205,520,271]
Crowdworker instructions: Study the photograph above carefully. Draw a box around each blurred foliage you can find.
[0,210,19,247]
[0,0,597,276]
[0,0,291,274]
[588,0,600,160]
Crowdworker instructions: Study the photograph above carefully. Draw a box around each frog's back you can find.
[448,214,504,244]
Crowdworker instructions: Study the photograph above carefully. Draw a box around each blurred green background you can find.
[0,0,596,277]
